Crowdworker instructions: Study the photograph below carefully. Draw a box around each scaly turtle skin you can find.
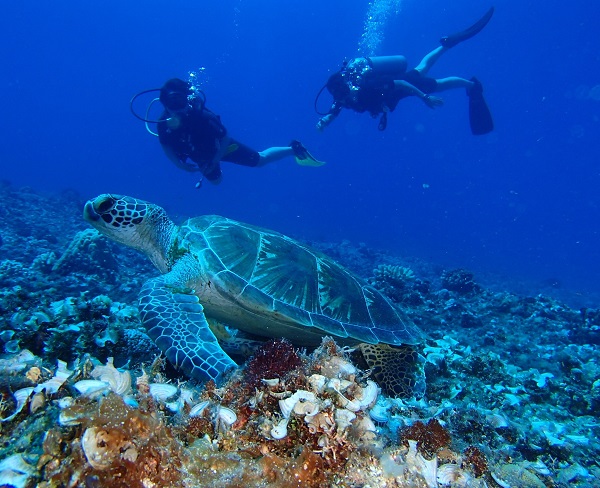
[83,194,423,385]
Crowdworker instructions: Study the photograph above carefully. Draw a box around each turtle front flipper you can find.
[139,276,237,384]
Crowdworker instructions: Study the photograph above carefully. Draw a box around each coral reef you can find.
[371,264,429,305]
[1,184,600,486]
[42,392,185,487]
[441,268,481,295]
[51,228,119,283]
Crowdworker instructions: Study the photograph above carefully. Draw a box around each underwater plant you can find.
[244,338,303,388]
[399,418,451,459]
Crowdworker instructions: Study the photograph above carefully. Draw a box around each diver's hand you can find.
[423,95,444,108]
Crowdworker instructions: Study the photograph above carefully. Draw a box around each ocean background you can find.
[2,0,599,307]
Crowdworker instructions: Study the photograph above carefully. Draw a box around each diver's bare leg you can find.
[258,147,294,166]
[435,76,474,91]
[414,46,448,75]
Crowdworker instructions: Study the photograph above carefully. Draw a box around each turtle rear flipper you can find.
[358,343,426,399]
[139,275,237,384]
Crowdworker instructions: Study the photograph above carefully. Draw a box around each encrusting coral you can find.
[51,228,119,281]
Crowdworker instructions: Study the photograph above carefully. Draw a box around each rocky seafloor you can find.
[0,182,599,488]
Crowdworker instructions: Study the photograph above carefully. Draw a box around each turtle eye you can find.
[97,198,115,214]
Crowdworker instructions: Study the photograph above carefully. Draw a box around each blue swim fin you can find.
[467,78,493,135]
[440,7,495,48]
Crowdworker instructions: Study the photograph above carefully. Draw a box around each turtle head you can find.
[84,194,177,273]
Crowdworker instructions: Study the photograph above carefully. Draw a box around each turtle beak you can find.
[83,200,100,222]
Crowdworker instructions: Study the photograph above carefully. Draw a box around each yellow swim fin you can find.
[290,140,326,167]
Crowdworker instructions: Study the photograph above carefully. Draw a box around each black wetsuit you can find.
[158,105,260,181]
[333,69,438,117]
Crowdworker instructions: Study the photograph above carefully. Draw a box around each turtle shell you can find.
[178,215,422,347]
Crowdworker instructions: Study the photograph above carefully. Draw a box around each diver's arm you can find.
[161,144,200,172]
[317,103,342,131]
[393,80,444,108]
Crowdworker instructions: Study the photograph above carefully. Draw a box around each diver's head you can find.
[160,78,193,113]
[326,71,351,102]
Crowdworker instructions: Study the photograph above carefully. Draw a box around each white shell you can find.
[34,359,73,395]
[336,358,357,376]
[165,398,184,413]
[293,400,320,417]
[0,453,34,488]
[29,391,45,413]
[81,427,114,470]
[305,411,335,434]
[0,471,29,488]
[278,396,297,419]
[355,415,377,434]
[307,374,327,393]
[357,380,379,409]
[426,352,446,365]
[217,406,237,426]
[334,408,356,431]
[369,403,390,423]
[292,390,316,403]
[58,408,85,426]
[335,391,361,412]
[326,378,341,392]
[73,380,110,398]
[0,453,35,475]
[437,463,472,487]
[405,440,438,488]
[189,400,210,417]
[321,356,357,377]
[0,349,36,375]
[248,389,264,409]
[261,378,280,387]
[279,390,316,418]
[149,383,178,402]
[179,388,197,407]
[90,358,131,396]
[270,417,289,439]
[0,387,34,422]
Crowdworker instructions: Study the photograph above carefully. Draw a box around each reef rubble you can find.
[1,184,599,487]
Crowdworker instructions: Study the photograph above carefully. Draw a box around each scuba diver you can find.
[316,7,495,134]
[131,78,324,187]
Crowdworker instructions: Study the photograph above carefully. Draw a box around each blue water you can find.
[2,0,599,300]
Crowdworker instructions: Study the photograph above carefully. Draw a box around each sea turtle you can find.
[83,194,424,395]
